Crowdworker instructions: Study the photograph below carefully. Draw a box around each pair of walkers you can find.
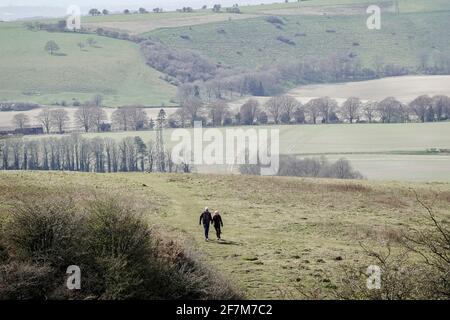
[199,207,223,241]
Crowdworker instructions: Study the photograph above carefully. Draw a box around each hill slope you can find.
[1,0,450,106]
[1,171,449,298]
[0,22,176,106]
[148,10,450,69]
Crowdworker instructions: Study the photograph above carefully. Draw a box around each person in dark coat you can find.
[199,207,213,241]
[212,210,224,240]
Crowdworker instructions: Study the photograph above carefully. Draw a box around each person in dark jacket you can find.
[199,207,213,241]
[212,210,224,241]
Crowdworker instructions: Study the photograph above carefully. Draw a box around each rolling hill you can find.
[1,0,449,106]
[0,21,176,107]
[147,9,450,69]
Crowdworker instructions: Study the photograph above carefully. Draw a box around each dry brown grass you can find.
[1,171,449,299]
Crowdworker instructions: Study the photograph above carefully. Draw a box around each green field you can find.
[147,10,450,69]
[1,0,449,106]
[0,22,176,107]
[1,171,448,298]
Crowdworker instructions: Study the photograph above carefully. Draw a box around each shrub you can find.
[3,198,83,269]
[334,244,431,299]
[240,155,363,179]
[0,197,242,300]
[0,262,55,300]
[332,193,449,300]
[266,16,284,25]
[82,199,157,299]
[277,36,296,46]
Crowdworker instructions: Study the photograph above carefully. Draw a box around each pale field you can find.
[4,75,450,129]
[81,0,450,35]
[24,121,450,182]
[230,76,450,109]
[323,154,450,182]
[83,12,259,34]
[260,1,396,16]
[288,75,450,104]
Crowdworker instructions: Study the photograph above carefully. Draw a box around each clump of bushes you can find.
[295,191,450,300]
[240,155,363,179]
[266,16,284,25]
[0,102,41,112]
[277,36,296,46]
[0,197,242,300]
[140,40,217,83]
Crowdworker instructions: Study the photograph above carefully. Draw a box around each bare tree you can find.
[341,97,361,123]
[264,96,284,124]
[74,104,95,132]
[209,100,230,126]
[181,96,203,126]
[91,107,108,132]
[316,97,338,124]
[240,99,259,125]
[147,139,155,172]
[50,109,70,134]
[362,101,378,123]
[378,97,407,123]
[128,107,149,130]
[431,95,450,121]
[409,95,432,122]
[36,108,52,133]
[304,99,320,124]
[112,108,129,131]
[279,95,299,123]
[293,106,306,124]
[13,113,30,131]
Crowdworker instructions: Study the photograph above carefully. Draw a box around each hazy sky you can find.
[0,0,281,10]
[0,0,283,19]
[0,0,284,21]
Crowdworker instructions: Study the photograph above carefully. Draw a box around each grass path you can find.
[119,173,450,298]
[2,171,449,298]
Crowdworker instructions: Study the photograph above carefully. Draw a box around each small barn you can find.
[0,126,44,136]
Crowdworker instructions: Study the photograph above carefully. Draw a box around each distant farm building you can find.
[0,126,44,136]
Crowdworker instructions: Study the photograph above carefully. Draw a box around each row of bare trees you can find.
[10,105,157,134]
[1,108,191,173]
[12,109,69,133]
[170,94,450,127]
[0,135,181,173]
[9,93,450,136]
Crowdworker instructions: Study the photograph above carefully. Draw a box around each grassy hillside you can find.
[147,10,450,69]
[1,0,449,106]
[240,0,450,14]
[83,11,259,34]
[81,0,450,33]
[1,171,449,298]
[0,22,176,107]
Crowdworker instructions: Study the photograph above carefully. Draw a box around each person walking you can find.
[199,207,213,241]
[212,210,224,241]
